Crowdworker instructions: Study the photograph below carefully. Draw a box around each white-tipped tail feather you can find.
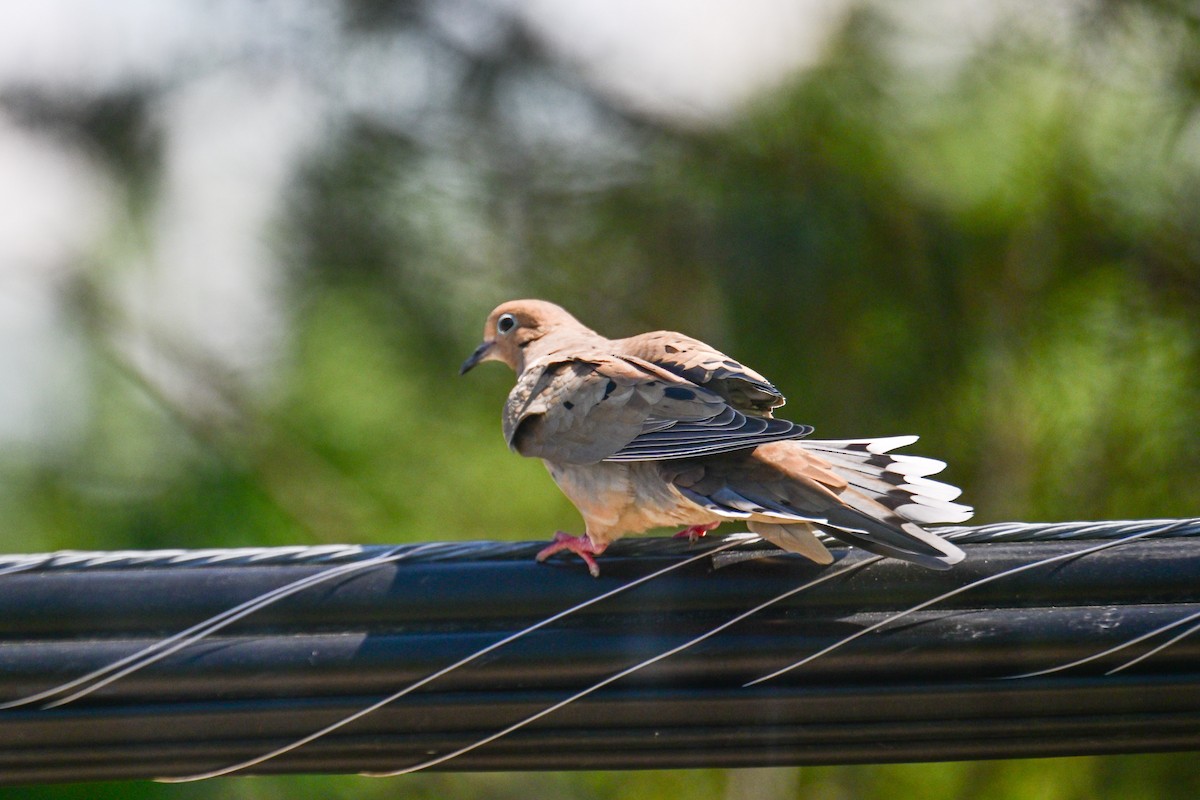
[799,437,971,568]
[667,435,970,569]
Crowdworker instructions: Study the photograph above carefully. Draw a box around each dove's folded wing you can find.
[619,331,786,416]
[504,354,809,465]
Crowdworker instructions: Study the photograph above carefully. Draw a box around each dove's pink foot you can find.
[536,531,607,577]
[673,521,721,543]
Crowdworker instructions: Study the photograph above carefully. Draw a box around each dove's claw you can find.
[672,521,720,544]
[536,531,604,577]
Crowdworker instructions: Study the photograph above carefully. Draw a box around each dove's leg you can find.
[673,521,720,543]
[535,531,607,577]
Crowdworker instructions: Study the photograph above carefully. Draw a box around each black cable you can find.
[0,519,1196,785]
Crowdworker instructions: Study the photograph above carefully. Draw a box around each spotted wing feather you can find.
[505,354,807,465]
[620,331,786,416]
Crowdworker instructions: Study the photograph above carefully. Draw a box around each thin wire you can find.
[0,560,43,577]
[0,544,375,572]
[0,543,443,710]
[1107,617,1200,675]
[2,517,1196,574]
[1002,608,1200,680]
[360,555,881,778]
[744,521,1186,687]
[939,518,1200,544]
[159,536,756,782]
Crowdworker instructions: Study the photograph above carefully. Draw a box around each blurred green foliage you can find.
[1,1,1198,797]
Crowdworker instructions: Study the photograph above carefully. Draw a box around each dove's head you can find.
[460,299,587,375]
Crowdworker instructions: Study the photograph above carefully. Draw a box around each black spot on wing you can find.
[602,379,617,399]
[663,386,696,401]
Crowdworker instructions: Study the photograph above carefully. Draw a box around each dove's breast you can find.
[542,459,719,548]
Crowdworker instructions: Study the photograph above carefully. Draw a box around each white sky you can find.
[517,0,849,122]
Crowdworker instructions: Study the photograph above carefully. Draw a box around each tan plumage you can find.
[461,299,971,576]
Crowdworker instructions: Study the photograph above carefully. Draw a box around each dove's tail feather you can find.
[747,521,833,565]
[800,436,971,569]
[812,505,965,570]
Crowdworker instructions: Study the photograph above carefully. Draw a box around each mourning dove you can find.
[461,299,971,576]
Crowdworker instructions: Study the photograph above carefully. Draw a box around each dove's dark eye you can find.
[496,313,518,334]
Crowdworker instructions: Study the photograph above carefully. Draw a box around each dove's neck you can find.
[516,325,608,373]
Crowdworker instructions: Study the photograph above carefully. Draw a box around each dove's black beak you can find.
[459,341,493,375]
